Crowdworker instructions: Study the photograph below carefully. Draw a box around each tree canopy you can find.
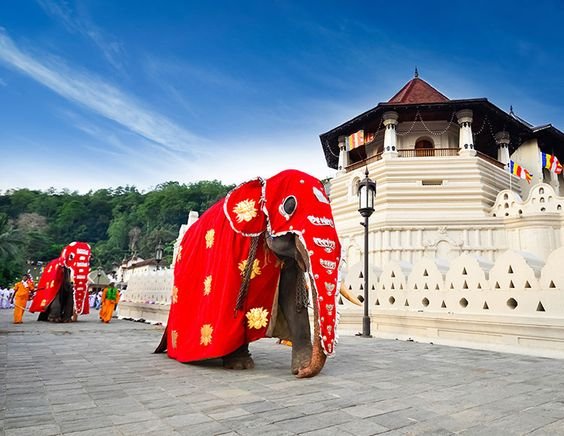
[0,180,233,287]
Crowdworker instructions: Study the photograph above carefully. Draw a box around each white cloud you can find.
[36,0,125,70]
[0,29,209,156]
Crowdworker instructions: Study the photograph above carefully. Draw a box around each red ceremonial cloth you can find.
[29,241,92,315]
[166,169,341,361]
[167,198,281,362]
[29,259,64,312]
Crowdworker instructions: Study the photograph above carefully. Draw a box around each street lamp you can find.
[357,168,376,337]
[155,240,164,270]
[96,268,102,285]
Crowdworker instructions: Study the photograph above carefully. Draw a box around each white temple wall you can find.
[510,139,541,197]
[339,248,564,358]
[118,268,173,324]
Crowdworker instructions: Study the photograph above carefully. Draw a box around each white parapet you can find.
[119,268,173,324]
[338,247,564,359]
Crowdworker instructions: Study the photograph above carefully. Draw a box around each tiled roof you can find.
[388,77,449,104]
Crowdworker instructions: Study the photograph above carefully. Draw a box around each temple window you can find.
[415,137,435,157]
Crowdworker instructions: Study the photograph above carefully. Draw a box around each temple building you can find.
[321,72,564,357]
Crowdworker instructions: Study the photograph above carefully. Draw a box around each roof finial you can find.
[509,105,514,115]
[414,67,419,78]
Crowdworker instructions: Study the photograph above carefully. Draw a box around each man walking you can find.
[11,274,35,324]
[99,282,120,323]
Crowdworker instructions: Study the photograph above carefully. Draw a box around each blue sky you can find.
[1,0,564,192]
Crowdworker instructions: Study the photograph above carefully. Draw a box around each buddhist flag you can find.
[347,130,365,149]
[509,160,532,183]
[540,152,563,174]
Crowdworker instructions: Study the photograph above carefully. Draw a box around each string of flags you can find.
[540,152,563,175]
[509,160,532,183]
[346,130,376,149]
[508,152,562,185]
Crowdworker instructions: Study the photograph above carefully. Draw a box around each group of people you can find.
[0,287,16,309]
[5,272,121,324]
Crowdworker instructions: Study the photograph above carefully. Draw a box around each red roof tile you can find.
[388,78,449,104]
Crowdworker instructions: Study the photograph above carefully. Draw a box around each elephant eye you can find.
[279,196,297,220]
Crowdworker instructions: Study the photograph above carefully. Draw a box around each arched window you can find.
[415,137,434,157]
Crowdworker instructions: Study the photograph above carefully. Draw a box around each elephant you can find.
[155,169,358,378]
[37,265,74,322]
[30,242,92,322]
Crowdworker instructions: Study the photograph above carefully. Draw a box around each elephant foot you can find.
[222,344,254,370]
[223,355,254,370]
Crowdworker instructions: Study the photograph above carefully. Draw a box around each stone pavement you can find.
[1,309,564,436]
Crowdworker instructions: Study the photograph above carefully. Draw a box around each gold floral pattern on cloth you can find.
[238,259,262,279]
[50,280,54,288]
[176,245,183,262]
[40,299,47,307]
[200,324,213,346]
[47,265,52,273]
[246,307,269,330]
[171,330,179,348]
[205,229,215,248]
[233,199,258,223]
[171,286,179,304]
[203,275,212,296]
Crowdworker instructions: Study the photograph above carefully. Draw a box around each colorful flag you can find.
[509,160,532,183]
[540,152,563,175]
[346,130,364,149]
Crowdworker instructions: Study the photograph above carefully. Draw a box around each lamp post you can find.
[95,268,102,295]
[155,240,164,270]
[357,168,376,337]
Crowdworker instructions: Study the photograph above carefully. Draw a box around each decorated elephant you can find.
[30,242,92,322]
[155,169,358,378]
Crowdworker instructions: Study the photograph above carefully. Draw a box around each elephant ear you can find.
[224,177,267,236]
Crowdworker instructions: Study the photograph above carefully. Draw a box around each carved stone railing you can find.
[338,248,564,358]
[346,148,505,172]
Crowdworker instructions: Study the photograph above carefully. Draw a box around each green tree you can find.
[0,213,24,286]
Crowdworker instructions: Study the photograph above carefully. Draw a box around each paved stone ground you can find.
[2,309,564,436]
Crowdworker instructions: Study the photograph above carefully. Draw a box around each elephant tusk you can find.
[340,284,362,306]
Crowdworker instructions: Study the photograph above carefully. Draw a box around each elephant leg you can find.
[48,294,62,322]
[278,260,312,375]
[154,327,168,353]
[37,310,49,322]
[222,344,254,370]
[60,288,74,322]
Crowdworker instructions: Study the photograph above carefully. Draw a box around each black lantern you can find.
[358,168,376,217]
[357,168,376,337]
[155,240,164,269]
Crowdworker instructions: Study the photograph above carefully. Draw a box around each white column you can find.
[382,111,399,159]
[337,135,348,173]
[495,130,510,168]
[549,170,559,191]
[456,109,476,157]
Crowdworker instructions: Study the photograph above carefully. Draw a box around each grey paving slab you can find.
[3,309,564,435]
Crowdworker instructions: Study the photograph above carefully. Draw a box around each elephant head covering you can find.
[166,169,341,363]
[30,242,92,315]
[60,242,92,315]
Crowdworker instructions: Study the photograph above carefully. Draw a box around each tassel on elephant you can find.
[155,169,358,378]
